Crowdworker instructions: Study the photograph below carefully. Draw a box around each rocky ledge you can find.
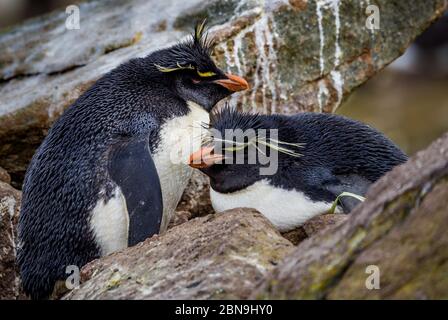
[64,133,448,300]
[1,133,447,299]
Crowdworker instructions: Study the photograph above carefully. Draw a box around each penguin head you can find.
[188,107,304,193]
[148,21,249,111]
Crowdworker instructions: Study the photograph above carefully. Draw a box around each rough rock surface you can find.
[1,0,447,300]
[252,133,448,299]
[0,167,11,184]
[171,171,213,228]
[1,0,446,187]
[282,214,348,245]
[0,182,22,299]
[64,208,293,300]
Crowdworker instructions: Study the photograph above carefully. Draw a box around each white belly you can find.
[210,179,335,232]
[90,186,129,256]
[90,102,209,256]
[152,101,210,232]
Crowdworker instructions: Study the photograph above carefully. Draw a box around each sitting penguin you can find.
[188,107,408,231]
[18,22,248,299]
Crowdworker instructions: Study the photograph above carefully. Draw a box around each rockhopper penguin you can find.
[189,107,408,231]
[17,23,249,299]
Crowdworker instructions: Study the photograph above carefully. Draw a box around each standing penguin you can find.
[189,107,408,231]
[18,23,248,299]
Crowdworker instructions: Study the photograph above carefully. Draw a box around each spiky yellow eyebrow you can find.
[328,192,365,214]
[154,62,195,73]
[196,19,207,39]
[197,70,216,77]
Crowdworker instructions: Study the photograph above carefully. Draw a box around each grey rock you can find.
[63,208,293,300]
[0,181,22,299]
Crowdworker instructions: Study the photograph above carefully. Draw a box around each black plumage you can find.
[197,107,408,209]
[18,23,246,300]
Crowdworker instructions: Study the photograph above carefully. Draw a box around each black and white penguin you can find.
[17,23,248,299]
[189,107,408,231]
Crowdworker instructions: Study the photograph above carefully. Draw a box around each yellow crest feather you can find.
[195,19,207,40]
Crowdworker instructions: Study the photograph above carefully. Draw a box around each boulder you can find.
[0,181,22,299]
[64,208,293,300]
[0,167,11,184]
[282,214,348,245]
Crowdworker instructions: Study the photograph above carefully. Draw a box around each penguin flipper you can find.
[324,174,371,213]
[108,138,163,247]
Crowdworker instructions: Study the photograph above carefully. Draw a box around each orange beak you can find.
[188,146,225,169]
[214,73,249,92]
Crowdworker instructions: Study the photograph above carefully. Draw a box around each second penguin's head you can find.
[187,106,304,193]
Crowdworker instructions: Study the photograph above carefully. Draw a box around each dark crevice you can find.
[0,63,86,84]
[46,63,87,76]
[0,72,41,84]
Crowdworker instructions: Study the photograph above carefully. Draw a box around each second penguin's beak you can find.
[214,74,249,92]
[188,146,225,169]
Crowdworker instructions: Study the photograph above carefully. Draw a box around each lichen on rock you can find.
[0,181,22,299]
[64,208,293,300]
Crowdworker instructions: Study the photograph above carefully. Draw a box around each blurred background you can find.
[1,0,447,156]
[337,13,448,155]
[0,0,73,28]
